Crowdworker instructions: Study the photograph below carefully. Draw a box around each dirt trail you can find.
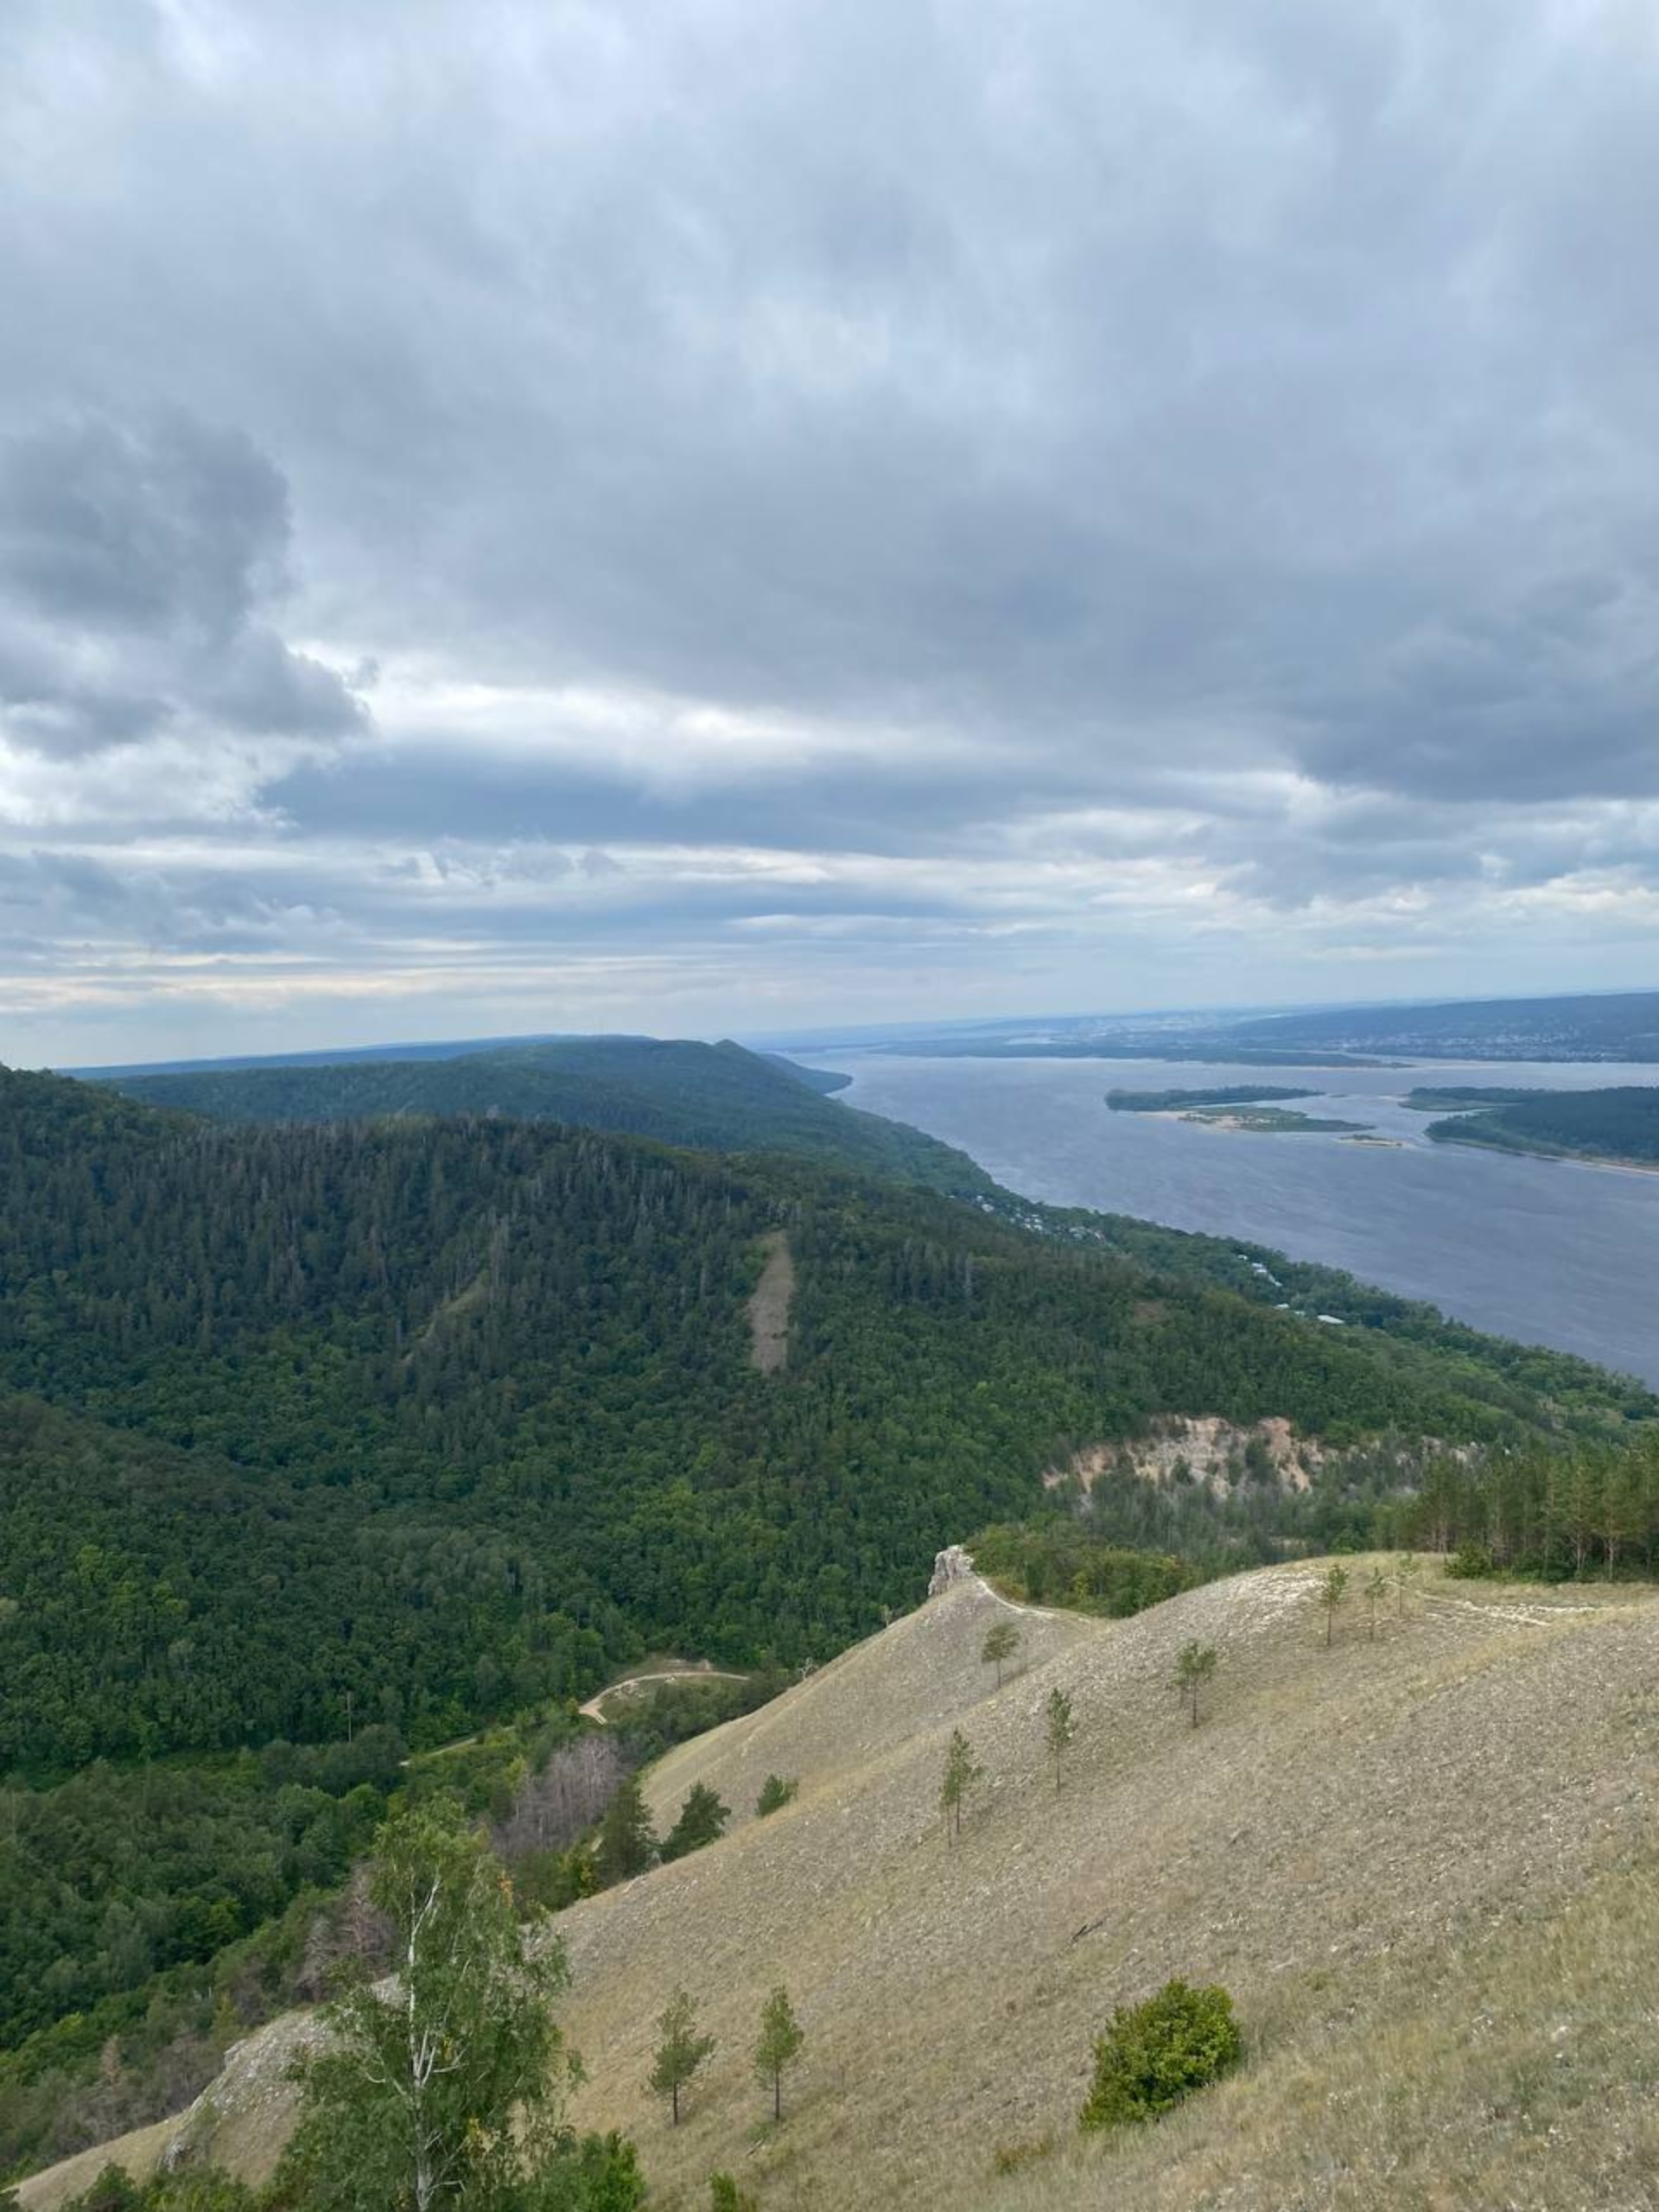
[746,1229,794,1373]
[579,1668,748,1722]
[971,1572,1058,1621]
[1426,1592,1607,1627]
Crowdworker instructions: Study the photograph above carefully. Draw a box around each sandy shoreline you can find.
[1159,1107,1371,1136]
[1433,1134,1659,1178]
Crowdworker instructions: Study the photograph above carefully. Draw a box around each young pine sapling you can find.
[982,1619,1020,1688]
[1045,1685,1076,1794]
[1173,1641,1217,1728]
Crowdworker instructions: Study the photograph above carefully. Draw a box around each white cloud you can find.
[2,0,1657,1060]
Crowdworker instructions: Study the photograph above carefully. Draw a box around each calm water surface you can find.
[828,1055,1659,1385]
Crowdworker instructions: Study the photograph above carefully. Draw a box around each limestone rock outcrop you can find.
[927,1544,976,1598]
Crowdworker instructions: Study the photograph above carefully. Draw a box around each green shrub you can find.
[59,2171,259,2212]
[754,1774,798,1817]
[61,2173,143,2212]
[521,2134,645,2211]
[659,1782,731,1863]
[709,2176,759,2211]
[1446,1541,1496,1580]
[1078,1979,1242,2131]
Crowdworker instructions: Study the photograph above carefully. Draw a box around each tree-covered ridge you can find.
[2,1066,1649,1777]
[0,1395,606,1774]
[60,1046,1649,1415]
[760,1055,852,1094]
[1423,1085,1659,1166]
[1002,1197,1651,1421]
[90,1036,989,1194]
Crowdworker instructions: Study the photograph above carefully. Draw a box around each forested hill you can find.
[0,1065,1654,1778]
[0,1064,1648,1783]
[89,1034,986,1193]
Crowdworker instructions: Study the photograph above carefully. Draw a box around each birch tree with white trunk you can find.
[287,1806,579,2212]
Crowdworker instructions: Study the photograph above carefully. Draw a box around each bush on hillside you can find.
[1078,1979,1243,2131]
[524,2132,647,2210]
[709,2175,759,2211]
[60,2169,257,2212]
[660,1781,731,1862]
[1446,1541,1496,1580]
[969,1522,1194,1617]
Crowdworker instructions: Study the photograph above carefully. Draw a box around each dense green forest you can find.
[1423,1085,1659,1165]
[1382,1440,1659,1573]
[6,1064,1648,1783]
[0,1730,407,2047]
[91,1036,987,1194]
[0,1395,606,1770]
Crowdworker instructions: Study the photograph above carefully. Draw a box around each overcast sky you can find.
[3,0,1658,1064]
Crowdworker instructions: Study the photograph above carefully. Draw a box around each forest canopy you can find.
[1423,1086,1659,1166]
[2,1063,1647,1781]
[89,1035,990,1195]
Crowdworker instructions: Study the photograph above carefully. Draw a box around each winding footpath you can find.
[970,1570,1059,1622]
[578,1667,749,1722]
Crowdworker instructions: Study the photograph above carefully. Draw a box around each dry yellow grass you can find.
[24,1561,1659,2212]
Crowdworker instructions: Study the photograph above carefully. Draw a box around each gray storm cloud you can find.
[0,413,364,764]
[1,0,1656,1058]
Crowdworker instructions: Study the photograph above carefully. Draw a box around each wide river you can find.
[825,1054,1659,1385]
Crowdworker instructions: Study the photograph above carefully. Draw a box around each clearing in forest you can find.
[746,1230,794,1373]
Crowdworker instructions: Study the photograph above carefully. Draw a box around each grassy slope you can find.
[30,1564,1659,2212]
[91,1038,992,1195]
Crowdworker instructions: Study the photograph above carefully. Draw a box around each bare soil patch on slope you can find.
[745,1230,795,1373]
